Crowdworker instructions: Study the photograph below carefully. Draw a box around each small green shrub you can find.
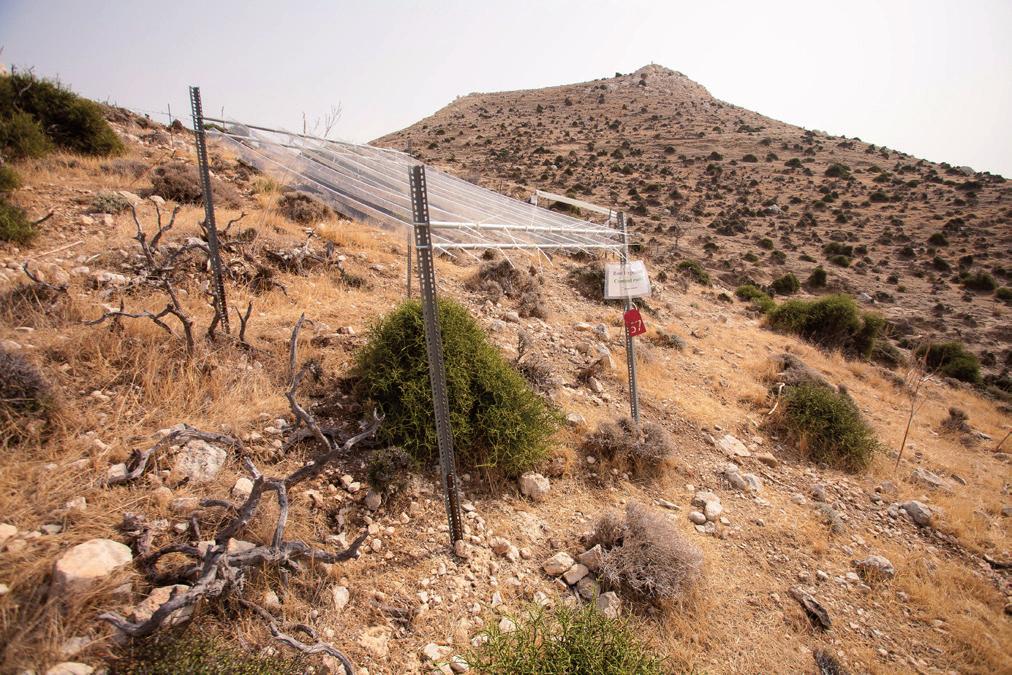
[822,242,853,257]
[825,163,851,179]
[1,347,55,446]
[927,232,948,246]
[0,201,35,243]
[110,632,305,674]
[0,165,21,194]
[0,109,52,160]
[735,284,775,313]
[770,273,800,295]
[92,190,131,214]
[355,299,560,476]
[676,259,711,285]
[996,286,1012,303]
[915,341,981,384]
[828,254,850,267]
[366,445,414,495]
[770,383,878,471]
[806,266,827,288]
[0,72,122,156]
[758,237,774,250]
[960,270,998,292]
[742,153,758,163]
[466,601,665,675]
[767,294,884,358]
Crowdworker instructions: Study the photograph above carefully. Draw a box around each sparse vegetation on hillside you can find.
[676,259,711,285]
[354,298,560,476]
[735,284,775,313]
[915,341,982,384]
[769,383,878,471]
[583,417,674,478]
[467,602,666,675]
[110,632,307,675]
[150,162,242,206]
[276,190,334,224]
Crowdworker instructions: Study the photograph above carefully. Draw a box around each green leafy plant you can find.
[92,190,132,214]
[824,163,851,179]
[0,165,21,194]
[0,201,35,243]
[110,632,306,674]
[806,266,827,288]
[0,72,122,156]
[466,601,666,675]
[767,294,884,358]
[366,445,414,495]
[770,273,800,295]
[960,270,997,292]
[355,299,560,476]
[915,341,981,384]
[735,284,775,313]
[768,383,878,471]
[676,259,710,285]
[0,109,53,160]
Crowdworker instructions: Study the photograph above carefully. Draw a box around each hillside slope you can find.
[375,64,1011,386]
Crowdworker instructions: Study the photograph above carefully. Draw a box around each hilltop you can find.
[375,65,1011,388]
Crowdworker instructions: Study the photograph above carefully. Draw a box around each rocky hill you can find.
[375,64,1011,387]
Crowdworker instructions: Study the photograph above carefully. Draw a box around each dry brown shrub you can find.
[583,417,674,477]
[596,502,703,608]
[276,191,333,224]
[0,347,56,447]
[150,162,242,207]
[469,257,548,318]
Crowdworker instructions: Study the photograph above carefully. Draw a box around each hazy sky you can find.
[2,0,1010,175]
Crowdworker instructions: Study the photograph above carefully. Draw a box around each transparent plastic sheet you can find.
[207,121,625,256]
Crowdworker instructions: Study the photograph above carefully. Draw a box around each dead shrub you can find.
[469,257,548,318]
[595,502,703,608]
[583,417,674,477]
[276,191,333,224]
[150,162,242,206]
[1,347,56,447]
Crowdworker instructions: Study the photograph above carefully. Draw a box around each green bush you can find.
[996,286,1012,303]
[758,237,774,250]
[928,232,948,246]
[735,284,775,313]
[767,294,884,358]
[355,299,560,476]
[960,270,997,292]
[770,384,878,471]
[827,254,850,267]
[466,601,665,675]
[824,163,851,179]
[770,273,800,295]
[92,190,132,214]
[676,259,711,285]
[110,632,305,674]
[0,201,35,243]
[822,242,853,257]
[0,165,21,194]
[915,341,981,384]
[0,72,122,156]
[0,109,52,160]
[366,445,414,495]
[806,266,827,288]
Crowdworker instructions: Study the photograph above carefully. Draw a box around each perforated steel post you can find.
[409,166,464,547]
[189,86,230,334]
[619,212,640,423]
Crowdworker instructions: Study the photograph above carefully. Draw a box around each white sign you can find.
[604,260,651,299]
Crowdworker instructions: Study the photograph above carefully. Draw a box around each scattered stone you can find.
[910,467,950,491]
[357,626,391,659]
[152,486,173,507]
[755,452,779,467]
[854,555,895,581]
[65,496,87,512]
[52,538,133,596]
[518,472,550,502]
[45,663,94,675]
[130,584,193,626]
[262,589,282,611]
[60,636,90,658]
[232,477,253,500]
[717,434,751,458]
[422,642,452,662]
[170,439,227,484]
[0,523,17,547]
[563,563,590,585]
[789,587,832,630]
[331,585,350,611]
[543,552,575,576]
[811,484,828,502]
[577,545,604,572]
[565,412,585,427]
[900,501,933,527]
[106,463,128,482]
[364,490,382,511]
[498,616,517,633]
[449,655,470,673]
[575,575,599,600]
[704,500,723,522]
[589,592,621,622]
[688,511,707,525]
[454,539,470,559]
[655,498,679,510]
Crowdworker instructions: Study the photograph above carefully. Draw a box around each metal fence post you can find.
[409,166,464,548]
[406,228,413,298]
[618,212,640,423]
[189,86,230,335]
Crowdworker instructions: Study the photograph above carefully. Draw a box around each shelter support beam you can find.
[619,212,640,423]
[409,166,464,548]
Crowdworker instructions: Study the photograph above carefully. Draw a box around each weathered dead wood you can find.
[106,424,244,486]
[240,599,356,674]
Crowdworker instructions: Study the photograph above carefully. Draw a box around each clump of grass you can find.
[467,601,666,675]
[354,299,561,476]
[770,272,800,295]
[92,190,132,214]
[735,284,775,313]
[767,294,884,358]
[276,190,333,224]
[915,341,982,384]
[1,347,55,447]
[768,383,878,471]
[594,502,703,607]
[583,417,674,477]
[0,201,35,243]
[676,259,711,285]
[109,631,306,674]
[0,72,122,156]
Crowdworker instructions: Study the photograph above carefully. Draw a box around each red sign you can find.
[624,308,646,337]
